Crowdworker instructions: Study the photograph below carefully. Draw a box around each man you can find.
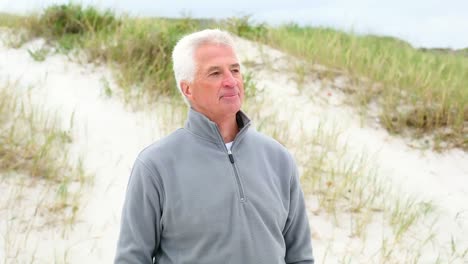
[115,29,314,264]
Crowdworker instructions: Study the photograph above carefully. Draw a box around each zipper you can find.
[212,119,249,203]
[227,149,246,202]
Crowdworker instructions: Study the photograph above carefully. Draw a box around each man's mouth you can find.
[221,93,238,98]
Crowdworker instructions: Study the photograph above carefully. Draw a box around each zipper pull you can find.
[228,150,235,164]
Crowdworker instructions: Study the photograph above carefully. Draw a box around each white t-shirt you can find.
[225,142,233,151]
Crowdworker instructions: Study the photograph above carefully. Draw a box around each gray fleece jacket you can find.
[115,108,314,264]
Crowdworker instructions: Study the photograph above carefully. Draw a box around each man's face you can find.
[182,43,244,121]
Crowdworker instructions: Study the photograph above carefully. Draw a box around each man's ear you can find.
[181,81,192,99]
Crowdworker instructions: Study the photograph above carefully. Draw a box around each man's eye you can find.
[210,72,220,76]
[232,69,240,73]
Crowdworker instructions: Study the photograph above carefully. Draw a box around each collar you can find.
[184,108,251,145]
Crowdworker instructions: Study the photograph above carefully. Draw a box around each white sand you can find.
[0,35,165,262]
[0,32,467,263]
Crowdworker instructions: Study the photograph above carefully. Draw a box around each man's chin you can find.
[220,101,241,113]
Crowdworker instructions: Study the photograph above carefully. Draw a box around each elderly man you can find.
[115,29,314,264]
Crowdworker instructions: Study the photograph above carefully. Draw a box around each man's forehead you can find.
[194,44,239,69]
[198,58,240,71]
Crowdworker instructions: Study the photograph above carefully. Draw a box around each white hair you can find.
[172,29,238,104]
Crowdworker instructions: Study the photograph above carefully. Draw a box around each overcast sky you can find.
[1,0,467,49]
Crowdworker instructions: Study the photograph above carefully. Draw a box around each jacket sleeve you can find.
[115,158,164,264]
[283,157,314,264]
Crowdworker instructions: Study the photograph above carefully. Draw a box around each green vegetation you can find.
[223,15,267,41]
[241,23,467,150]
[1,5,206,104]
[0,12,23,28]
[2,6,464,150]
[31,4,118,37]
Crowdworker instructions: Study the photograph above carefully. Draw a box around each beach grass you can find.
[2,7,465,151]
[0,83,92,223]
[0,82,89,261]
[0,5,207,105]
[243,23,468,150]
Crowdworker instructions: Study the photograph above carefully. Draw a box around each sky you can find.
[1,0,467,49]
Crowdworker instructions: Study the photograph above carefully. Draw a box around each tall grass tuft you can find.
[37,4,118,36]
[23,4,119,51]
[85,18,200,101]
[223,15,267,41]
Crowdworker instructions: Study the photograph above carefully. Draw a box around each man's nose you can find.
[222,72,236,88]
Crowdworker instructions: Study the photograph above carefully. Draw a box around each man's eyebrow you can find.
[205,63,240,73]
[206,66,221,72]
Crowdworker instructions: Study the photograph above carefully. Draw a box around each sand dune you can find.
[1,32,467,263]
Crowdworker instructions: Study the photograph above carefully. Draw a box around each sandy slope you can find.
[0,32,467,263]
[234,37,468,262]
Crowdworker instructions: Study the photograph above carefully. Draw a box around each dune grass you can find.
[1,6,466,150]
[228,20,467,151]
[0,5,208,106]
[0,82,89,262]
[0,84,92,223]
[0,12,23,28]
[0,6,261,107]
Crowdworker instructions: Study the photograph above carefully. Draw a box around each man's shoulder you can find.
[137,128,187,163]
[246,129,293,159]
[245,129,297,179]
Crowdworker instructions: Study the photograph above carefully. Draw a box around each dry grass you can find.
[0,82,90,262]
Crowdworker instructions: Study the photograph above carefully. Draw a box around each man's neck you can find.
[215,113,239,143]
